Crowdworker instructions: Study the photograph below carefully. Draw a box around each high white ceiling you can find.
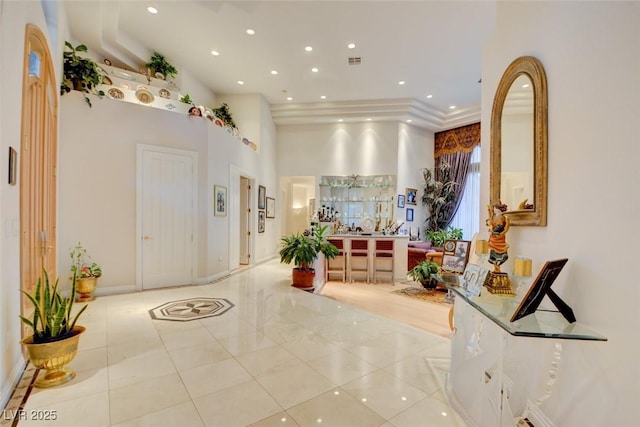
[64,1,496,131]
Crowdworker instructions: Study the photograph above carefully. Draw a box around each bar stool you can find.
[349,239,369,283]
[326,238,346,282]
[373,239,394,284]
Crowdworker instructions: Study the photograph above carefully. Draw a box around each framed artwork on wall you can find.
[406,187,417,205]
[397,194,405,208]
[406,208,414,222]
[214,185,227,216]
[258,210,265,233]
[258,185,266,210]
[266,197,275,218]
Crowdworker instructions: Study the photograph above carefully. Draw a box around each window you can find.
[449,145,480,240]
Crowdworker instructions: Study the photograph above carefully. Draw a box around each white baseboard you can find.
[93,284,138,296]
[193,271,230,285]
[1,359,27,410]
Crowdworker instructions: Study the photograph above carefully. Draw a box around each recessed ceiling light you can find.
[311,67,319,73]
[246,29,255,35]
[147,6,158,14]
[398,81,406,85]
[305,46,313,52]
[449,105,456,109]
[237,80,244,85]
[320,95,326,100]
[211,50,220,56]
[286,96,293,101]
[426,94,433,99]
[338,119,343,122]
[271,70,278,75]
[406,119,412,123]
[366,118,372,121]
[348,43,356,49]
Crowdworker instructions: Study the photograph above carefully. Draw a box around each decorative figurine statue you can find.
[485,203,514,295]
[487,203,510,272]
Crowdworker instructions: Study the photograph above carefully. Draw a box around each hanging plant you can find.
[179,94,193,104]
[145,52,178,80]
[211,103,237,128]
[60,41,105,107]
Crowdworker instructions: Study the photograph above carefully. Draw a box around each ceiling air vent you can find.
[348,57,362,65]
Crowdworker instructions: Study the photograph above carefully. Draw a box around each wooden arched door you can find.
[20,25,58,338]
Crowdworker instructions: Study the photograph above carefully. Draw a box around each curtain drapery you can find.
[434,123,480,228]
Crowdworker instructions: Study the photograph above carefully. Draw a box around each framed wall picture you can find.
[8,147,17,186]
[397,194,405,208]
[214,185,227,216]
[266,197,275,218]
[406,187,417,205]
[258,210,265,233]
[406,208,414,222]
[258,185,266,210]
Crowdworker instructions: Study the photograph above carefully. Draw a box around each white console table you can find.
[444,283,606,427]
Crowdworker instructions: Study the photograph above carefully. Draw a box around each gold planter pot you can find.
[22,326,85,388]
[76,277,98,302]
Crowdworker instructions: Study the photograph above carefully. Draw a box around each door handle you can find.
[143,235,153,240]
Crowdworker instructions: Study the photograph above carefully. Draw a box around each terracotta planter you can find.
[291,268,315,290]
[23,326,85,388]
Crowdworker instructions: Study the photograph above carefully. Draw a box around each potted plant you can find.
[279,225,339,289]
[60,41,105,107]
[426,226,463,248]
[145,51,178,80]
[421,161,458,233]
[70,242,102,302]
[211,103,237,129]
[19,269,88,388]
[408,260,440,289]
[179,94,193,104]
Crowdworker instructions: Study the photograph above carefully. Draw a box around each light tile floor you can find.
[16,260,466,427]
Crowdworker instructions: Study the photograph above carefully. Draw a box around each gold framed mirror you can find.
[490,56,547,226]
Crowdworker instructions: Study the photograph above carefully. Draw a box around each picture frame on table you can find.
[405,187,417,205]
[258,185,266,210]
[258,210,266,233]
[397,194,405,208]
[214,185,227,216]
[266,197,275,218]
[406,208,414,222]
[441,239,471,274]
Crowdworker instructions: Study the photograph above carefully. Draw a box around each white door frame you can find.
[229,165,255,271]
[135,144,198,291]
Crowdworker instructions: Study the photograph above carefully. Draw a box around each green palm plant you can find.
[421,161,458,232]
[279,225,338,270]
[146,52,178,79]
[19,270,87,343]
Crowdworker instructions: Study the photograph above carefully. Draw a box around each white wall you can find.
[481,2,640,424]
[277,121,433,236]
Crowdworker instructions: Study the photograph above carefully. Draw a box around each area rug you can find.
[392,286,452,305]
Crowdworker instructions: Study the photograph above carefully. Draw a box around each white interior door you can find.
[139,146,196,289]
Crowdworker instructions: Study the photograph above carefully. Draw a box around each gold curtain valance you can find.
[434,122,481,158]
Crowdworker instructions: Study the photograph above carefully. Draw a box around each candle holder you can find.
[475,239,489,265]
[513,257,532,300]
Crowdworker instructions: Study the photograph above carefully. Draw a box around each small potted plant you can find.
[60,41,105,107]
[145,51,178,80]
[211,103,237,129]
[279,225,338,290]
[70,242,102,302]
[408,259,440,289]
[20,269,87,388]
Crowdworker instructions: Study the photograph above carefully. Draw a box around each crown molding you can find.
[271,98,480,131]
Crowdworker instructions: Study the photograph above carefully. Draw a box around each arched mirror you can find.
[490,56,547,226]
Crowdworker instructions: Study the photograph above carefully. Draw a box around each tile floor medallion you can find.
[149,297,234,321]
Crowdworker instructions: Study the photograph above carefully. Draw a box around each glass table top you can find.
[436,274,607,341]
